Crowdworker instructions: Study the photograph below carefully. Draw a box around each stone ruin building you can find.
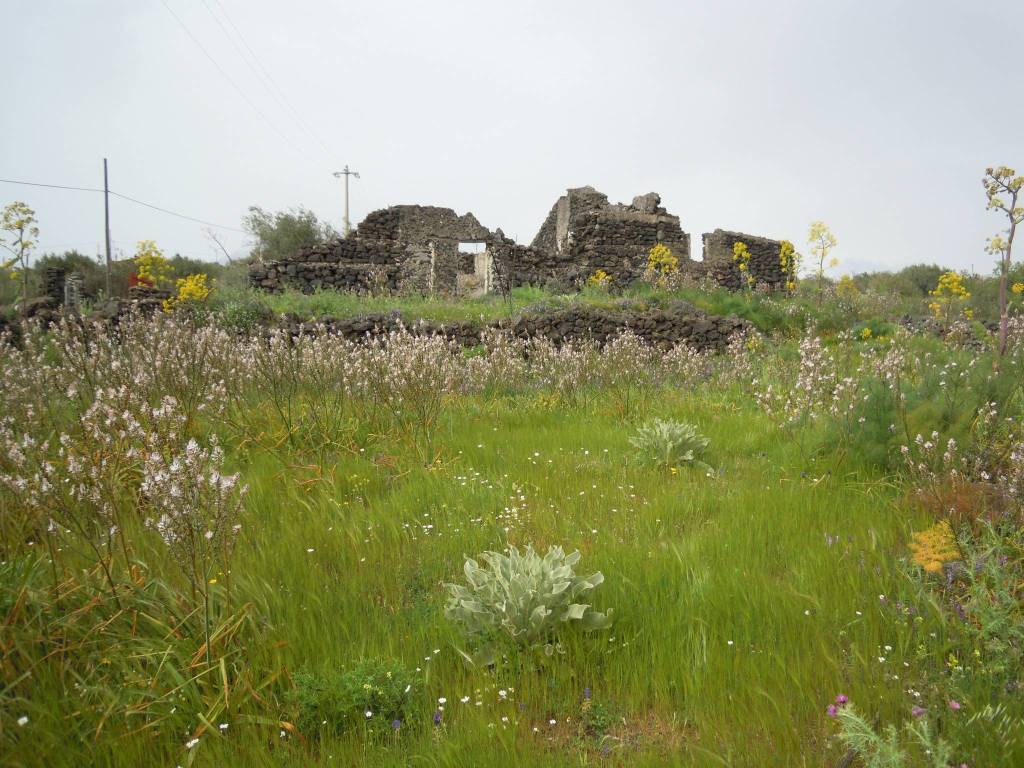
[248,204,508,296]
[248,186,794,296]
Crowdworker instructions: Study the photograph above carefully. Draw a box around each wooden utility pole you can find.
[333,165,360,235]
[103,158,112,296]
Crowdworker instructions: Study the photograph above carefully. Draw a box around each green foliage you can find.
[833,705,953,768]
[581,699,620,737]
[850,318,897,340]
[0,200,39,303]
[289,660,421,739]
[629,418,711,471]
[896,264,948,297]
[213,290,274,332]
[445,545,612,665]
[244,205,336,262]
[0,555,263,763]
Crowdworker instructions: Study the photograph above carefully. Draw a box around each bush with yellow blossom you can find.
[928,271,973,328]
[586,269,612,291]
[908,520,959,574]
[644,243,679,288]
[732,242,754,290]
[134,240,172,288]
[779,240,798,291]
[836,274,860,302]
[163,273,212,312]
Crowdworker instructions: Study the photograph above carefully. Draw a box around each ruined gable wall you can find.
[701,229,789,290]
[523,187,697,288]
[393,206,495,244]
[249,204,505,295]
[565,190,691,284]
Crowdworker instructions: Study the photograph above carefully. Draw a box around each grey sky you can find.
[3,0,1022,274]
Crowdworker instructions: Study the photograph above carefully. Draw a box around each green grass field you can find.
[3,299,1021,767]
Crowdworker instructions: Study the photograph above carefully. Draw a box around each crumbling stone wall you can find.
[490,243,584,293]
[529,187,691,285]
[701,229,791,291]
[278,301,750,353]
[250,189,791,297]
[249,204,503,295]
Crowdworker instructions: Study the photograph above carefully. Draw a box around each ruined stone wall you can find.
[531,204,560,253]
[249,237,404,294]
[250,193,790,298]
[278,301,750,353]
[393,206,493,243]
[491,243,584,293]
[529,187,692,287]
[701,229,791,291]
[249,204,503,295]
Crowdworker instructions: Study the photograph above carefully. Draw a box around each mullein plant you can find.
[629,418,712,473]
[445,545,613,666]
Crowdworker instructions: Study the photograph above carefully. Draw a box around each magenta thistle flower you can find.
[835,694,848,706]
[911,705,926,718]
[826,704,839,717]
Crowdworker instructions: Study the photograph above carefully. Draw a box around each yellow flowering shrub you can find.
[134,240,172,287]
[928,271,973,324]
[778,240,798,290]
[1013,282,1024,295]
[909,520,959,574]
[587,269,612,290]
[163,273,212,312]
[860,327,872,340]
[836,274,860,302]
[646,244,679,281]
[732,242,754,289]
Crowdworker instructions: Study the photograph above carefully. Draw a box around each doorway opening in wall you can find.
[458,242,486,254]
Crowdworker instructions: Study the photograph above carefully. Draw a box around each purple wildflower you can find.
[948,699,961,711]
[391,719,401,730]
[584,687,592,700]
[433,710,442,726]
[835,694,848,706]
[826,704,839,717]
[911,705,926,718]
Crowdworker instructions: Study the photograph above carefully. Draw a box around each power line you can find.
[0,179,103,194]
[158,0,317,165]
[0,177,246,233]
[108,191,246,232]
[205,0,338,160]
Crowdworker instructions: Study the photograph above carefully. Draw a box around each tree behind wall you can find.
[243,206,336,263]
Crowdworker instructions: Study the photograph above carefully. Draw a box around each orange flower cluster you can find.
[909,520,959,574]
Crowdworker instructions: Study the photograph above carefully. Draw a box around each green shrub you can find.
[289,660,421,738]
[851,318,897,340]
[629,418,711,472]
[215,292,273,332]
[444,545,612,665]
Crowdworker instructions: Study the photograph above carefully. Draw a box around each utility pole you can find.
[103,158,112,296]
[332,165,360,235]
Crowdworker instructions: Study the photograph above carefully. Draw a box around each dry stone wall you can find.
[701,229,791,290]
[248,204,500,295]
[278,300,749,353]
[250,188,792,297]
[530,187,691,286]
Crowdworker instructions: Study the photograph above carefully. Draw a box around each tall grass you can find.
[2,308,1021,766]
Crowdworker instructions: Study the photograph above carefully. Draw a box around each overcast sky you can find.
[2,0,1021,274]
